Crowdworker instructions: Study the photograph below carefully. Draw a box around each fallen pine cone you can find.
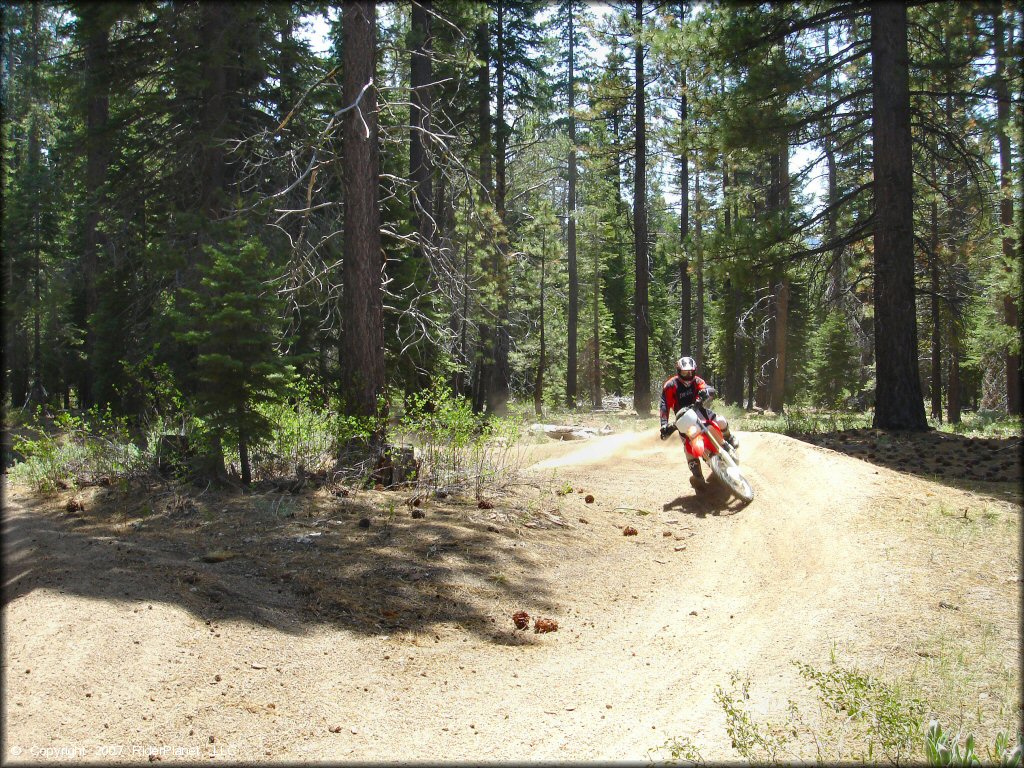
[477,499,495,510]
[65,498,84,513]
[585,494,595,504]
[623,526,638,536]
[512,611,530,630]
[534,617,558,633]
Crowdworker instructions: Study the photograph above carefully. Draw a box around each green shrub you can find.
[9,407,150,491]
[250,381,352,479]
[794,661,926,764]
[397,380,523,495]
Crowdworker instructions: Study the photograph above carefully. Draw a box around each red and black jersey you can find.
[660,375,709,425]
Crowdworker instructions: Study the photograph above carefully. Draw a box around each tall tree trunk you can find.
[824,22,844,310]
[679,67,691,357]
[473,20,492,413]
[721,155,741,405]
[947,337,961,425]
[407,0,435,391]
[592,238,602,408]
[455,234,471,398]
[870,2,926,430]
[28,2,44,404]
[534,233,546,416]
[239,429,251,485]
[768,143,790,413]
[339,1,385,431]
[694,160,704,366]
[488,3,510,416]
[769,278,789,412]
[409,0,433,265]
[566,2,579,407]
[943,88,964,424]
[746,333,755,410]
[79,5,112,408]
[995,9,1022,414]
[476,23,493,196]
[929,169,942,420]
[632,0,651,415]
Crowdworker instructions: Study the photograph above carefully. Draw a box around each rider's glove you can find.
[659,424,672,440]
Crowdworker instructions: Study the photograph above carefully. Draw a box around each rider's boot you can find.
[688,459,705,485]
[723,427,739,451]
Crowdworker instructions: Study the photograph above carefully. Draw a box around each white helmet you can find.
[676,356,697,382]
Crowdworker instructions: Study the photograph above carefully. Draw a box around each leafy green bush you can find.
[794,661,926,764]
[397,381,523,495]
[647,735,705,766]
[714,672,794,763]
[249,380,358,479]
[9,407,150,491]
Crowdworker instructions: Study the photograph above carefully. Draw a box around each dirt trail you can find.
[3,429,1020,762]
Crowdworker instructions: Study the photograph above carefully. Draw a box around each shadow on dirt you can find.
[791,429,1022,504]
[2,481,558,645]
[661,476,750,517]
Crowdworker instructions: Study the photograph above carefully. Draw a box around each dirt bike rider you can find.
[659,356,739,481]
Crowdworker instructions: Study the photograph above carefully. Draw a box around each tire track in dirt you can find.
[508,430,898,759]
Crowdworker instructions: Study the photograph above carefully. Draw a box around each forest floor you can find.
[2,419,1021,762]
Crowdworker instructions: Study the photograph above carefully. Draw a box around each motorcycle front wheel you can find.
[708,453,754,503]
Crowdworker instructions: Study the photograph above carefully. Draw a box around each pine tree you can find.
[809,310,861,408]
[175,236,294,485]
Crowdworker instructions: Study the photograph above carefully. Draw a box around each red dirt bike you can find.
[663,401,755,503]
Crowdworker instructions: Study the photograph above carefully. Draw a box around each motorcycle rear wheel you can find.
[708,453,754,502]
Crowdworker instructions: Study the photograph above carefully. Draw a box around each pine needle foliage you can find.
[173,235,294,484]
